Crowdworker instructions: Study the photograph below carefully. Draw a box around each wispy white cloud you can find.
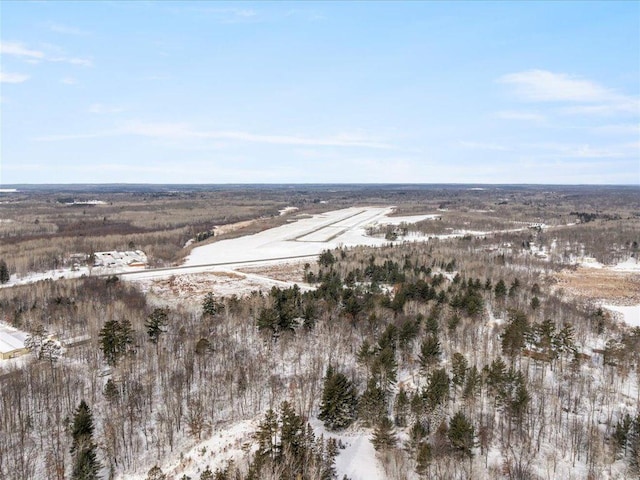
[0,41,92,67]
[523,141,639,159]
[51,56,92,67]
[0,71,30,83]
[123,121,393,148]
[590,124,640,135]
[0,41,44,59]
[498,69,639,116]
[48,23,89,36]
[60,77,78,85]
[493,111,545,122]
[560,100,639,116]
[169,6,261,24]
[459,141,510,151]
[499,69,614,103]
[35,121,393,149]
[35,130,121,142]
[88,103,125,114]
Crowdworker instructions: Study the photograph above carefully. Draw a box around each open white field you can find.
[184,206,433,267]
[120,206,437,297]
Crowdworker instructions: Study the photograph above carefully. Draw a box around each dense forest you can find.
[1,228,638,479]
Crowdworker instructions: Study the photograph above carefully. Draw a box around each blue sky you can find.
[1,1,638,184]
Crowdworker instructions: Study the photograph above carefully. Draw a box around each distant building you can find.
[0,323,29,360]
[93,250,148,268]
[528,222,546,230]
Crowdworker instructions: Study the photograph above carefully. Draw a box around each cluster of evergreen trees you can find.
[613,412,640,475]
[0,259,9,284]
[98,319,134,367]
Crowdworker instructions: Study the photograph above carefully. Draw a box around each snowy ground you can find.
[0,263,147,289]
[578,256,640,272]
[310,419,383,480]
[602,304,640,327]
[117,416,383,480]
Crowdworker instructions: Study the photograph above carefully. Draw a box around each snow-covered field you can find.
[118,207,437,285]
[184,206,433,267]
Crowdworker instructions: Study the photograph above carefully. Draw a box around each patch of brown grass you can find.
[554,267,640,303]
[237,260,309,283]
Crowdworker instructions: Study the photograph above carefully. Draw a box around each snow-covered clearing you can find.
[183,206,431,267]
[109,207,438,302]
[122,419,259,480]
[113,207,436,287]
[603,304,640,328]
[310,419,383,480]
[578,256,640,272]
[124,207,437,302]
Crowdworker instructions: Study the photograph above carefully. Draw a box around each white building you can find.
[0,323,29,360]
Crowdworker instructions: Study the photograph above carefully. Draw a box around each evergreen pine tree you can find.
[146,308,168,344]
[279,400,305,464]
[0,259,9,284]
[506,369,530,422]
[393,387,409,427]
[494,279,507,299]
[371,416,397,451]
[530,296,540,311]
[418,334,441,372]
[422,368,449,410]
[358,378,387,426]
[99,320,131,367]
[448,411,475,457]
[104,378,119,402]
[613,414,632,457]
[501,310,529,360]
[451,352,468,389]
[202,292,221,316]
[118,319,134,353]
[463,365,482,400]
[318,366,358,431]
[486,358,507,390]
[406,421,428,454]
[199,466,214,480]
[70,400,100,480]
[415,442,433,477]
[254,408,278,464]
[370,345,397,390]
